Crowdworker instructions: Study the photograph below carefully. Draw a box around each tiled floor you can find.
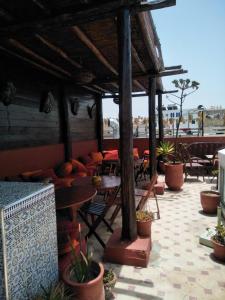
[88,177,225,300]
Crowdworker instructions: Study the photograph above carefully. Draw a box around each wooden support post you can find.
[117,8,137,241]
[96,94,103,152]
[148,77,157,179]
[59,86,72,161]
[158,93,164,142]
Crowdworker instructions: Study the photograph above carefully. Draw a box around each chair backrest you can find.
[136,173,158,210]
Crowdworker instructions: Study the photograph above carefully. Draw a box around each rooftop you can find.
[87,176,225,299]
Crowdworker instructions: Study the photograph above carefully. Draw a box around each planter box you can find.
[0,182,58,300]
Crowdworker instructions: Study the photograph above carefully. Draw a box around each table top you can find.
[72,175,121,191]
[55,185,97,210]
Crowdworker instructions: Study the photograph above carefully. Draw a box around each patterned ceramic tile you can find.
[0,182,58,299]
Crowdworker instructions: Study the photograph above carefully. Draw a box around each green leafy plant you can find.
[69,235,93,283]
[33,282,74,300]
[156,141,175,162]
[103,269,116,286]
[103,269,117,299]
[136,210,154,222]
[212,224,225,246]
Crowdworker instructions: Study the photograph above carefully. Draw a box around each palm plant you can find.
[156,141,175,162]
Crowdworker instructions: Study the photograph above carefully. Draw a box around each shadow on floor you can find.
[209,253,225,265]
[198,210,217,217]
[113,287,162,300]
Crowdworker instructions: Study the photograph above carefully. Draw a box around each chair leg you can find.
[109,205,121,226]
[78,210,106,248]
[155,195,160,219]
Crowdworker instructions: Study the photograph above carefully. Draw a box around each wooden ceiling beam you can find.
[82,85,102,94]
[0,45,66,79]
[71,26,118,75]
[149,69,188,78]
[31,0,51,15]
[8,38,71,76]
[0,1,139,38]
[137,12,160,72]
[131,44,147,73]
[0,7,14,22]
[164,65,182,70]
[138,0,176,11]
[35,34,82,69]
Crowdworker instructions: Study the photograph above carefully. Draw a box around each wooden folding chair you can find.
[78,186,120,248]
[135,173,160,220]
[109,174,160,226]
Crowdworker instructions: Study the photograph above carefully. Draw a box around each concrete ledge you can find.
[104,228,151,267]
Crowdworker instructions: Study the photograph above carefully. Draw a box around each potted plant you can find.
[156,141,175,173]
[162,79,200,190]
[103,269,117,300]
[62,226,105,300]
[136,210,154,237]
[33,282,74,300]
[156,141,184,190]
[211,223,225,261]
[200,191,220,214]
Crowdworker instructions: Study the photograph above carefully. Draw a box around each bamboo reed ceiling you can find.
[0,0,165,94]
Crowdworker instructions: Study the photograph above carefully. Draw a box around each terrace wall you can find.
[0,55,97,150]
[103,136,225,157]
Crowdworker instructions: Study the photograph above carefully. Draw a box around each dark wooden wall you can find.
[0,55,96,150]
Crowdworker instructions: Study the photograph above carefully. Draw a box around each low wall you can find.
[103,136,225,156]
[0,144,65,178]
[72,139,98,158]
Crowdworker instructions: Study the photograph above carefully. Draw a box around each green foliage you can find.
[156,141,175,162]
[103,269,116,285]
[136,210,154,222]
[170,78,200,139]
[33,282,74,300]
[212,224,225,246]
[69,237,93,283]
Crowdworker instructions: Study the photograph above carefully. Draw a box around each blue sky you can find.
[103,0,225,118]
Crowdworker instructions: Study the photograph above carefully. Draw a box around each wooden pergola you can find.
[0,0,187,245]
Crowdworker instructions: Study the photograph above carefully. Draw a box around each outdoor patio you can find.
[87,176,225,300]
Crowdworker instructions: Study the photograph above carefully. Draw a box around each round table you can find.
[55,185,97,223]
[72,175,121,192]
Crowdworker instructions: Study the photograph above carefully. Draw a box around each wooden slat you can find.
[137,12,160,72]
[35,34,82,69]
[0,46,66,79]
[9,38,71,77]
[131,44,147,73]
[71,26,118,75]
[0,0,139,38]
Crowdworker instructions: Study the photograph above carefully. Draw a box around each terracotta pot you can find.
[63,261,105,300]
[200,191,220,214]
[212,239,225,261]
[164,163,184,191]
[136,219,152,237]
[159,161,165,173]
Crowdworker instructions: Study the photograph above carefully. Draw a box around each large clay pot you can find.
[200,191,220,214]
[136,219,152,237]
[164,163,184,191]
[63,261,105,300]
[212,239,225,261]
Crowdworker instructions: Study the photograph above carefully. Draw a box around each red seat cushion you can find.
[144,150,150,155]
[133,148,139,160]
[56,162,73,177]
[70,159,88,173]
[103,150,119,160]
